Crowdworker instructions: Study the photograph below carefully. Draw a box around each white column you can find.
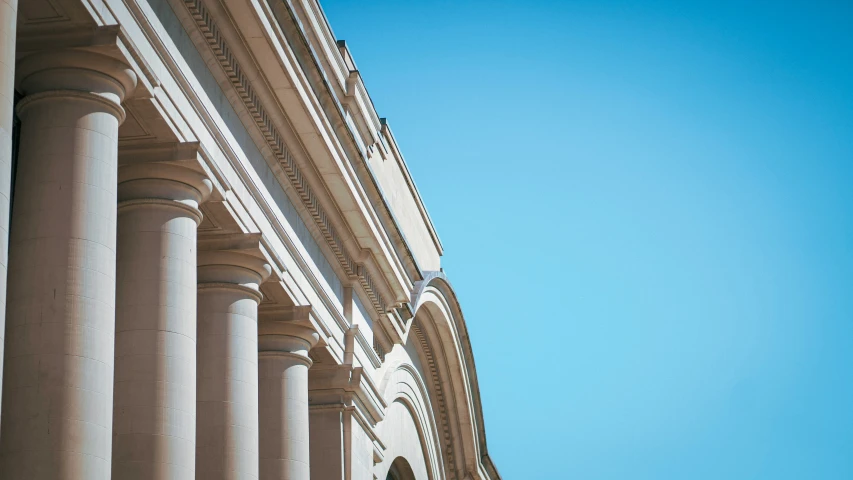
[0,0,17,434]
[112,160,212,479]
[0,50,136,479]
[258,307,318,480]
[196,249,270,480]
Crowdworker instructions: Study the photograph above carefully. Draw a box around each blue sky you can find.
[322,1,853,478]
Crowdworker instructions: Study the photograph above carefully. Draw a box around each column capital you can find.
[258,305,320,362]
[198,233,272,302]
[117,143,215,226]
[15,50,137,122]
[16,24,159,97]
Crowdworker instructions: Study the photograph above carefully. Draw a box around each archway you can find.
[409,272,502,479]
[386,457,417,480]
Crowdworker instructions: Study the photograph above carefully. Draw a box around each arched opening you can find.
[386,456,417,480]
[409,272,503,479]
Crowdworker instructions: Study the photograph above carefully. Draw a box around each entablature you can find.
[17,0,433,365]
[169,0,439,347]
[211,0,416,300]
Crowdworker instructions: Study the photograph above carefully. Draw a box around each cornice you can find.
[334,45,443,258]
[319,3,443,257]
[412,273,503,480]
[261,0,414,304]
[412,322,459,480]
[378,119,444,255]
[283,0,427,284]
[180,0,390,314]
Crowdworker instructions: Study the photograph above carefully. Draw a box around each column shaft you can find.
[0,51,136,479]
[196,252,270,480]
[258,312,318,480]
[112,167,210,480]
[259,353,311,480]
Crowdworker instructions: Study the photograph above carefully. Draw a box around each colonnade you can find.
[0,35,320,480]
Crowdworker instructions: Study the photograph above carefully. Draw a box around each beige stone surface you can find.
[196,250,270,480]
[0,50,135,479]
[258,309,318,480]
[308,409,344,480]
[0,1,502,479]
[112,162,211,480]
[308,402,377,480]
[377,402,430,480]
[365,135,442,271]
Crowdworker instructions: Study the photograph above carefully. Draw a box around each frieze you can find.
[181,0,388,315]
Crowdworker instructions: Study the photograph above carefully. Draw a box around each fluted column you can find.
[112,159,212,479]
[0,0,18,433]
[0,50,136,479]
[258,307,319,480]
[196,247,271,480]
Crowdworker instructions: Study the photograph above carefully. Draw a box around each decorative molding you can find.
[257,284,276,305]
[19,0,68,25]
[372,337,385,362]
[118,102,157,144]
[16,90,126,123]
[198,205,223,232]
[181,0,388,315]
[258,350,313,367]
[196,282,264,303]
[412,323,457,479]
[117,198,204,226]
[308,365,387,424]
[357,263,387,314]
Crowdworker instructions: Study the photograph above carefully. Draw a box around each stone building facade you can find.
[0,0,501,479]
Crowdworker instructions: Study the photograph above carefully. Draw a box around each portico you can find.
[0,0,500,479]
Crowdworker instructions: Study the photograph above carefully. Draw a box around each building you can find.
[0,0,501,479]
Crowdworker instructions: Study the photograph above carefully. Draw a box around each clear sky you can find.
[322,1,853,478]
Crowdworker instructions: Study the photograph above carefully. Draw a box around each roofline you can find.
[311,0,444,255]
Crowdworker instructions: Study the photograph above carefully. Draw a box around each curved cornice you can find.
[379,363,445,480]
[412,272,502,480]
[410,322,459,479]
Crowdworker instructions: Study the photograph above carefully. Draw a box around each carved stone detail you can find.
[412,323,457,479]
[181,0,387,314]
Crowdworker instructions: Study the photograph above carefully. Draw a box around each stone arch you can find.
[387,456,418,480]
[377,363,444,480]
[410,272,501,480]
